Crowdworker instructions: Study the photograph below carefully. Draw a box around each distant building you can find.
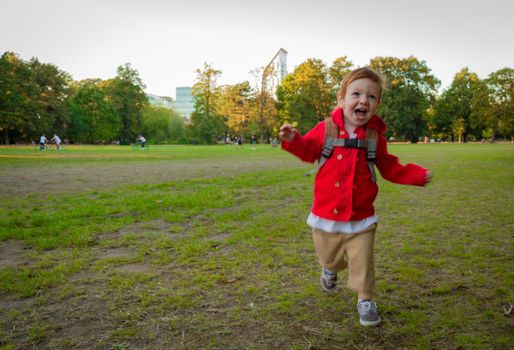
[147,93,174,109]
[175,87,195,119]
[276,48,288,84]
[263,48,288,95]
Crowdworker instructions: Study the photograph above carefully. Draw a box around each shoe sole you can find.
[359,317,381,326]
[320,276,337,293]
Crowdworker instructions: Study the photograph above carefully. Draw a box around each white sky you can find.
[1,0,513,98]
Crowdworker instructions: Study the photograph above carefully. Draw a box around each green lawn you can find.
[0,143,512,349]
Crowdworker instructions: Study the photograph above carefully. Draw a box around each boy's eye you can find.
[369,95,377,100]
[352,92,360,97]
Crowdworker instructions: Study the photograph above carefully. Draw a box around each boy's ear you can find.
[336,96,344,108]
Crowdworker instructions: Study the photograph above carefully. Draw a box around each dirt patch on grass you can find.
[1,157,303,197]
[113,263,157,274]
[0,240,33,268]
[99,219,171,241]
[91,246,134,259]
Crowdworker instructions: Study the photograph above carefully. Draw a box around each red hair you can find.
[337,67,385,104]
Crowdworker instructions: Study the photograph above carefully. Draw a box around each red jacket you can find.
[281,108,429,221]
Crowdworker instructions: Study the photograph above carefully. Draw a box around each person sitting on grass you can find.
[136,135,147,149]
[279,67,431,327]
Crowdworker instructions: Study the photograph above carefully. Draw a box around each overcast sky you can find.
[1,0,513,98]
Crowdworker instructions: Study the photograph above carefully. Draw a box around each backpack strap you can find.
[314,119,379,183]
[365,128,378,182]
[316,118,338,172]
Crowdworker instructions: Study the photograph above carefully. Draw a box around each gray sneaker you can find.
[320,268,337,293]
[357,300,381,326]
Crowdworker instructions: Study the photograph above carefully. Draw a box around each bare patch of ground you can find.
[1,157,304,197]
[0,240,33,268]
[98,218,172,241]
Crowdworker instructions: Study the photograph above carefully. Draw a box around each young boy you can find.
[279,67,430,326]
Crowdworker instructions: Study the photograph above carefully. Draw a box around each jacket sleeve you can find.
[281,122,325,164]
[374,134,429,186]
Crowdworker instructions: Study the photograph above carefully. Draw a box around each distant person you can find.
[279,67,431,327]
[51,134,62,150]
[38,134,48,150]
[251,134,257,150]
[136,135,146,149]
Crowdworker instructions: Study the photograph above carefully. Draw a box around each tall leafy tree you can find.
[189,63,225,144]
[370,56,439,142]
[485,68,513,140]
[218,82,252,138]
[0,52,53,143]
[328,56,354,93]
[28,58,71,138]
[0,52,70,143]
[67,79,120,143]
[250,89,277,142]
[276,58,333,133]
[469,79,493,140]
[433,68,481,142]
[249,67,279,143]
[105,63,148,144]
[0,52,33,143]
[141,105,185,144]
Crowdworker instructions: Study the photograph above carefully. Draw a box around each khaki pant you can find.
[312,223,377,297]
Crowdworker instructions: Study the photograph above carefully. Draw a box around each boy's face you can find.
[340,78,380,129]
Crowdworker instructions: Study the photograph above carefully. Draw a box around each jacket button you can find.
[333,208,339,214]
[335,182,340,187]
[337,154,342,160]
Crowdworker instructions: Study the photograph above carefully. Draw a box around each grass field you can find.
[0,143,513,349]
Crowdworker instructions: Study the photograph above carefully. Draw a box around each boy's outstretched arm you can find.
[280,123,324,163]
[279,124,298,142]
[375,135,431,186]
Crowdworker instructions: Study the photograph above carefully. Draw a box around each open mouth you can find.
[355,108,367,118]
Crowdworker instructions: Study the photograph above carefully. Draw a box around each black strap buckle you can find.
[345,138,358,148]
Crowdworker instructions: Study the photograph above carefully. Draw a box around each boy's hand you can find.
[425,171,432,184]
[279,124,298,142]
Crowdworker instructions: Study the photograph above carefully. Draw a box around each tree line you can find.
[0,52,185,145]
[1,51,512,145]
[192,57,512,144]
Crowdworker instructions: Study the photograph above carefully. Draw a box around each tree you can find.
[218,82,252,138]
[141,105,185,144]
[328,56,354,93]
[469,79,493,140]
[0,51,33,143]
[433,68,481,142]
[28,58,71,139]
[276,58,333,134]
[67,79,120,143]
[189,63,225,144]
[485,68,514,140]
[250,89,277,142]
[370,56,440,142]
[247,66,279,143]
[104,63,148,144]
[0,51,70,144]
